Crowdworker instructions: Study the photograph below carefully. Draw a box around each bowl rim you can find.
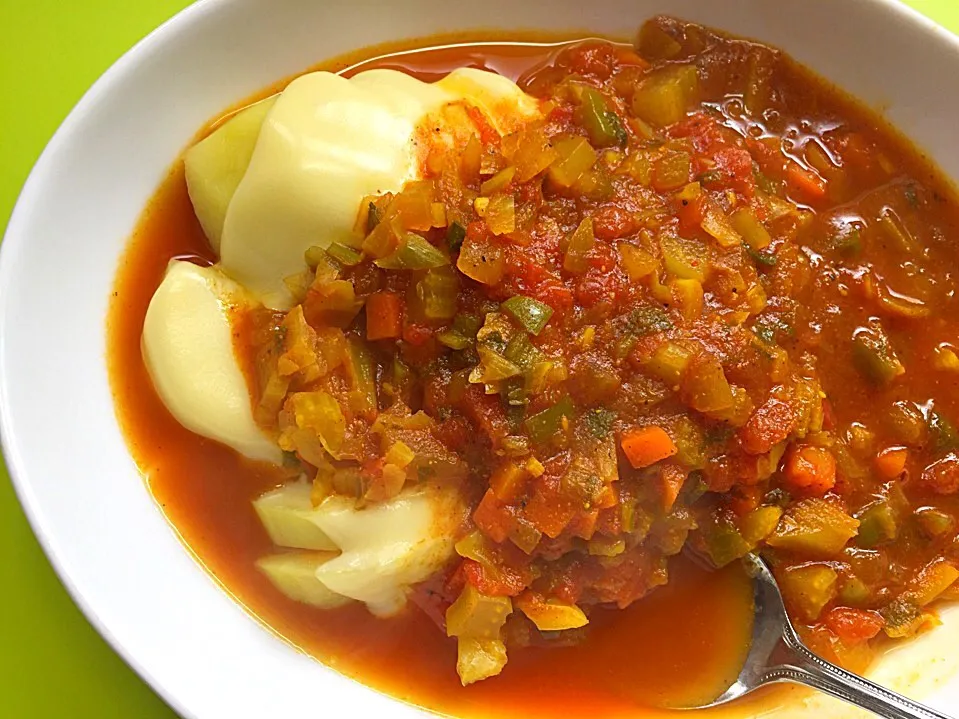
[0,4,238,715]
[2,1,958,718]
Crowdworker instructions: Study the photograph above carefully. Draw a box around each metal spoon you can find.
[682,554,955,719]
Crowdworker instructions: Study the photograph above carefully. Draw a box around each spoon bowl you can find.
[680,555,955,719]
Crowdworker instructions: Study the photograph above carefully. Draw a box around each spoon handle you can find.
[770,627,954,719]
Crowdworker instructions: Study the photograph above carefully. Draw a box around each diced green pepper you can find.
[645,341,693,385]
[856,501,898,548]
[637,20,682,61]
[447,221,467,252]
[661,235,708,282]
[417,266,459,320]
[741,505,783,545]
[563,217,595,274]
[631,65,699,127]
[549,136,598,188]
[346,339,377,416]
[929,410,959,453]
[326,242,363,266]
[502,295,554,336]
[881,597,923,638]
[672,416,707,470]
[745,244,777,268]
[702,513,751,567]
[525,396,575,445]
[437,313,482,351]
[838,575,873,607]
[375,233,449,269]
[504,331,543,373]
[578,87,628,148]
[780,563,838,622]
[915,507,955,538]
[766,498,859,557]
[852,328,904,386]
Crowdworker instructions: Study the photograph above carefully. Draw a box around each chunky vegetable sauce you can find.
[110,16,959,714]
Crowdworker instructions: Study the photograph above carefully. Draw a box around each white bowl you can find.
[3,0,959,717]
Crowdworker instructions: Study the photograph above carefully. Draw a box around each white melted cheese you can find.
[141,260,281,464]
[147,68,537,465]
[218,67,540,308]
[254,481,464,616]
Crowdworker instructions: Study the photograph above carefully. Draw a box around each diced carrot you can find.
[472,489,516,543]
[786,162,827,201]
[621,426,678,469]
[522,479,578,539]
[489,462,530,502]
[824,607,885,644]
[783,445,836,496]
[365,291,403,340]
[659,463,688,512]
[874,446,908,480]
[568,509,599,541]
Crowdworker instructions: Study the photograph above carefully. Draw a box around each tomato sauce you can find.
[109,17,959,717]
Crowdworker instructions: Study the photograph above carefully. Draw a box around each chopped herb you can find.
[828,228,862,257]
[904,184,920,209]
[367,201,380,232]
[929,410,959,453]
[698,169,722,185]
[583,408,617,439]
[623,305,672,336]
[447,221,467,252]
[745,244,777,268]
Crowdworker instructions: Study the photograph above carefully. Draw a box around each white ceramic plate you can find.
[3,1,959,717]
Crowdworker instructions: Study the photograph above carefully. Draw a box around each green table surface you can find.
[2,1,959,716]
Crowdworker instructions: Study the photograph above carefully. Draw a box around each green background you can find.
[1,1,958,716]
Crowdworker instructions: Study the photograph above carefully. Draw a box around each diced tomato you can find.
[713,147,756,197]
[921,453,959,495]
[366,291,403,340]
[561,41,617,80]
[531,280,574,316]
[677,194,707,234]
[586,243,619,275]
[462,559,526,597]
[459,384,509,445]
[783,445,837,496]
[402,322,433,346]
[523,477,578,539]
[568,509,600,541]
[824,607,885,644]
[435,415,471,452]
[726,484,763,516]
[659,463,688,512]
[821,398,837,431]
[465,105,500,147]
[473,489,517,543]
[575,268,618,308]
[739,397,795,455]
[593,205,637,240]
